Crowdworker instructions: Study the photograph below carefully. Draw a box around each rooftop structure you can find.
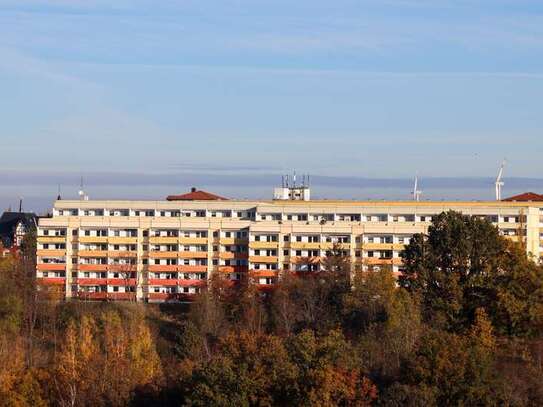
[166,187,228,201]
[503,192,543,202]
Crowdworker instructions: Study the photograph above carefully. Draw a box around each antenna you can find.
[79,176,89,201]
[495,159,506,201]
[412,174,422,202]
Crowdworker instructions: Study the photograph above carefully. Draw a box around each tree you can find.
[399,211,538,333]
[344,267,421,381]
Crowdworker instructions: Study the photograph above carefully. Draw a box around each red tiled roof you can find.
[503,192,543,202]
[166,188,228,201]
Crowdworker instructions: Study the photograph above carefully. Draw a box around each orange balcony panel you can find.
[107,264,137,272]
[179,237,208,245]
[148,265,178,272]
[179,251,208,259]
[249,256,278,263]
[219,252,235,260]
[108,251,137,258]
[78,264,108,271]
[218,265,248,273]
[37,277,65,286]
[107,278,137,286]
[149,237,179,244]
[148,252,178,259]
[250,270,279,278]
[363,258,394,266]
[78,250,107,257]
[76,278,108,286]
[148,278,178,286]
[220,252,248,260]
[177,265,208,272]
[77,292,108,300]
[37,263,65,271]
[178,279,207,287]
[37,249,66,257]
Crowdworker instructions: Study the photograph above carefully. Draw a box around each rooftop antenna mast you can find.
[79,176,89,201]
[413,174,422,202]
[495,159,506,201]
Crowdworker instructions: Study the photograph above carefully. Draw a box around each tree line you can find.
[1,211,543,406]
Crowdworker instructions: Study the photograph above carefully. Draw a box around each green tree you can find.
[399,210,543,335]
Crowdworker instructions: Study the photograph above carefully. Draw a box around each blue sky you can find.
[1,0,543,209]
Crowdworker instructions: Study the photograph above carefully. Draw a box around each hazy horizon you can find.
[3,169,543,213]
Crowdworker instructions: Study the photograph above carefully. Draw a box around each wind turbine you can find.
[412,174,422,202]
[495,160,506,201]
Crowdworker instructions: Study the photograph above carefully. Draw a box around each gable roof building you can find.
[0,212,37,249]
[503,192,543,202]
[166,187,228,201]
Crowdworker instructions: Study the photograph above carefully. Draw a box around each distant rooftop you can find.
[166,187,228,201]
[503,192,543,202]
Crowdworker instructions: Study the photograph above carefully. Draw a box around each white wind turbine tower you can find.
[413,174,422,202]
[495,160,506,201]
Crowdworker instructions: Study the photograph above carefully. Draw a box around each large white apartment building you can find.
[36,189,543,302]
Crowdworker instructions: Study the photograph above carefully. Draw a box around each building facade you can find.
[36,198,543,302]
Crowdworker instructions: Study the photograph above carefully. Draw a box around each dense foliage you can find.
[1,211,543,406]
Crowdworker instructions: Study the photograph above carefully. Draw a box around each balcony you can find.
[288,242,321,250]
[149,236,178,244]
[148,278,179,286]
[148,251,178,259]
[107,237,138,245]
[219,237,248,245]
[76,278,108,286]
[179,251,208,259]
[37,249,66,257]
[108,251,138,258]
[37,277,65,285]
[361,243,406,251]
[363,258,403,266]
[78,236,108,244]
[78,264,108,271]
[36,263,65,271]
[177,265,208,272]
[37,236,66,244]
[179,237,208,245]
[218,265,248,273]
[250,270,279,278]
[178,279,206,287]
[107,278,137,286]
[148,265,178,272]
[107,264,137,272]
[249,241,279,249]
[249,255,278,263]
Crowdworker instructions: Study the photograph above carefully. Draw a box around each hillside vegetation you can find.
[1,211,543,406]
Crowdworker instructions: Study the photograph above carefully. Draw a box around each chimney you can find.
[191,187,197,193]
[19,198,22,213]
